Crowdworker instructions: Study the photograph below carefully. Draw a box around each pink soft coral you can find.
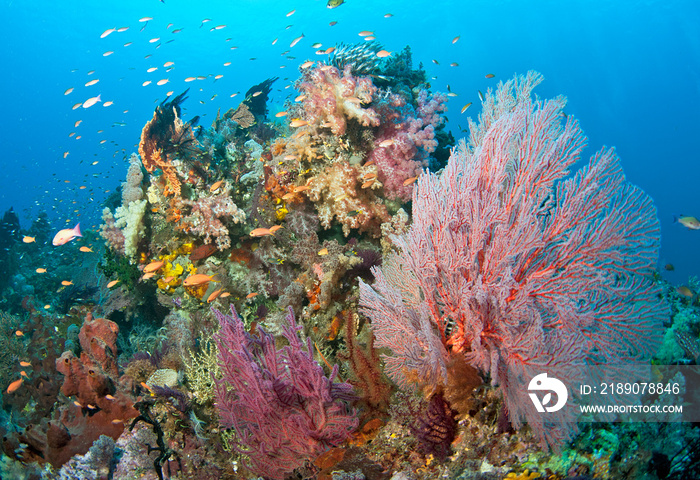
[183,193,246,250]
[368,90,448,202]
[299,65,380,135]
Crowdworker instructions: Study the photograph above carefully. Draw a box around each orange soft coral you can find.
[138,112,182,197]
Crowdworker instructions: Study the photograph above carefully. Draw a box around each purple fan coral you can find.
[213,305,358,480]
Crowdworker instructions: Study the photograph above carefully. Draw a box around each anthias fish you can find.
[53,223,82,246]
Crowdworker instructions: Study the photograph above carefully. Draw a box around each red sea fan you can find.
[213,306,358,480]
[359,71,668,447]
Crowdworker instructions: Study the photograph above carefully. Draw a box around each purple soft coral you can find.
[213,305,358,480]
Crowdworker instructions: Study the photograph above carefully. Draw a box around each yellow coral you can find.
[505,470,540,480]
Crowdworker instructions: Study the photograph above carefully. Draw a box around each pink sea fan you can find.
[213,306,357,479]
[359,72,667,447]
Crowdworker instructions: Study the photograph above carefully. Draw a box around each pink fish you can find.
[52,223,82,246]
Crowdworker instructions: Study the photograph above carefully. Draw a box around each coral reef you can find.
[1,40,686,480]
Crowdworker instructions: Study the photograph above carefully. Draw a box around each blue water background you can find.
[0,0,698,284]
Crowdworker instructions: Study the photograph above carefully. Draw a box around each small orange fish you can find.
[36,268,47,274]
[292,185,310,193]
[326,315,342,341]
[61,280,73,286]
[107,280,120,288]
[7,379,23,394]
[324,47,336,54]
[485,73,495,79]
[295,94,307,102]
[275,111,289,117]
[22,236,35,243]
[19,361,31,367]
[210,180,224,192]
[220,292,231,298]
[300,61,314,69]
[183,273,219,286]
[105,394,116,401]
[112,419,124,424]
[403,176,418,186]
[20,371,28,378]
[250,227,274,237]
[362,172,377,180]
[79,246,93,253]
[86,404,97,410]
[376,50,391,58]
[142,272,156,280]
[143,260,165,273]
[15,330,23,337]
[162,276,175,283]
[73,401,82,408]
[246,292,259,299]
[53,223,82,245]
[318,248,329,256]
[290,118,308,128]
[358,30,373,36]
[64,87,74,95]
[207,289,223,303]
[378,139,394,148]
[44,305,51,309]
